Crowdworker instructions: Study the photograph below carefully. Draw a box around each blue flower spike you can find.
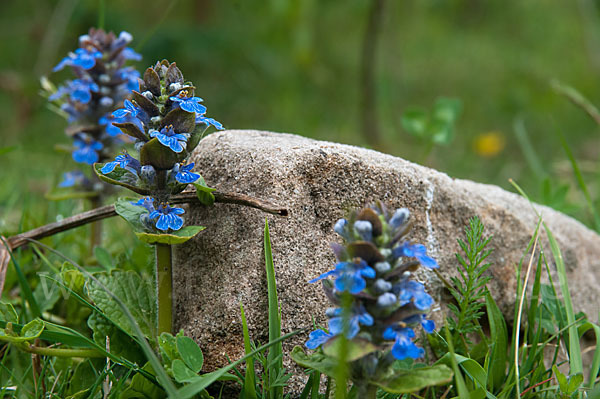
[305,204,437,377]
[53,48,103,72]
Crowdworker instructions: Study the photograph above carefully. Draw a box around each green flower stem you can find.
[156,243,173,334]
[21,344,104,358]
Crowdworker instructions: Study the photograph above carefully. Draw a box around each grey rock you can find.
[174,130,600,390]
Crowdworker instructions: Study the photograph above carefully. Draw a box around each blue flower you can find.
[393,242,438,269]
[149,204,185,231]
[72,138,103,164]
[334,218,350,239]
[383,326,424,360]
[121,48,142,61]
[394,280,434,310]
[118,67,141,91]
[149,125,188,153]
[174,162,200,184]
[49,79,99,104]
[58,171,86,188]
[112,99,140,119]
[305,329,334,350]
[53,48,103,72]
[309,260,375,294]
[354,220,373,241]
[99,115,123,137]
[132,197,155,212]
[328,305,373,339]
[389,208,410,230]
[101,153,141,175]
[195,114,224,130]
[305,306,373,350]
[403,314,436,333]
[170,93,207,114]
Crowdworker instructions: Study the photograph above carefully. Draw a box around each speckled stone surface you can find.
[174,130,600,391]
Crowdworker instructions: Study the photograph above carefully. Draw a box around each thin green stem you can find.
[21,344,104,358]
[155,243,173,334]
[97,0,105,29]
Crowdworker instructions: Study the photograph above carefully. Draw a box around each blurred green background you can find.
[2,0,600,232]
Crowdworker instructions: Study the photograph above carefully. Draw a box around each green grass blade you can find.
[513,118,546,179]
[240,302,257,399]
[264,219,283,399]
[485,291,507,393]
[588,322,600,388]
[444,325,471,399]
[0,237,41,318]
[510,180,583,378]
[176,330,303,399]
[556,128,600,231]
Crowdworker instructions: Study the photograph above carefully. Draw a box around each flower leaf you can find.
[93,163,150,195]
[371,364,453,394]
[161,107,196,134]
[139,138,183,170]
[193,177,215,206]
[113,121,147,141]
[135,226,206,245]
[132,91,159,116]
[143,67,161,96]
[114,197,148,232]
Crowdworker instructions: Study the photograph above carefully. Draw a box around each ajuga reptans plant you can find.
[96,60,223,234]
[294,204,451,397]
[46,28,141,192]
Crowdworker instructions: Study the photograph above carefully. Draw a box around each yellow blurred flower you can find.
[474,131,505,158]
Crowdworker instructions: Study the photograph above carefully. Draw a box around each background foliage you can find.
[2,0,600,231]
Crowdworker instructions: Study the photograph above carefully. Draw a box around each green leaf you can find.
[193,177,216,206]
[433,97,462,125]
[172,359,200,383]
[485,291,507,392]
[371,364,453,394]
[567,373,583,395]
[0,302,18,323]
[140,137,183,170]
[554,365,568,392]
[264,219,283,399]
[120,362,165,399]
[289,346,338,378]
[86,270,157,344]
[322,337,378,362]
[135,226,206,245]
[115,197,148,232]
[87,312,145,365]
[240,302,257,399]
[93,164,150,195]
[94,247,114,271]
[177,335,204,373]
[0,319,44,343]
[158,332,180,366]
[60,263,86,294]
[401,109,428,137]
